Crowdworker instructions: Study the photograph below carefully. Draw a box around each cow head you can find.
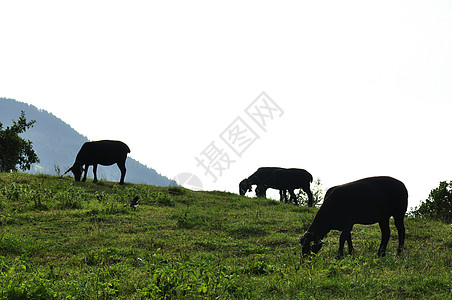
[64,163,83,181]
[300,231,324,255]
[239,179,252,196]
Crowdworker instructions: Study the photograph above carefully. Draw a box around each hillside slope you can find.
[0,173,451,299]
[0,98,175,186]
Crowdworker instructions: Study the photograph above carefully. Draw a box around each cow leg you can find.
[284,190,289,203]
[82,164,88,182]
[377,218,391,257]
[346,231,355,255]
[117,161,126,185]
[288,189,298,205]
[256,185,266,198]
[338,232,345,257]
[338,229,354,257]
[92,164,98,183]
[394,214,406,255]
[300,184,314,207]
[279,190,284,202]
[279,189,288,203]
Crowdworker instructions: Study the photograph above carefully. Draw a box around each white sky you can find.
[1,0,451,209]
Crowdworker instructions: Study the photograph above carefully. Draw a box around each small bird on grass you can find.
[125,196,139,210]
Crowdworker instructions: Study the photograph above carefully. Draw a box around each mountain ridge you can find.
[0,97,175,186]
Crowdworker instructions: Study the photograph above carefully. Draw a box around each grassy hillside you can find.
[0,173,451,299]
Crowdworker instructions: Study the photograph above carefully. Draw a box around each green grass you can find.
[0,173,451,299]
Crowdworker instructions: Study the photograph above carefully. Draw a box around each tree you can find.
[413,181,452,223]
[0,110,40,172]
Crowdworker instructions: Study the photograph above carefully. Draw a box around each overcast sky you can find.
[1,1,451,209]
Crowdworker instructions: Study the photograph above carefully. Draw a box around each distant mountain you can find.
[0,98,176,186]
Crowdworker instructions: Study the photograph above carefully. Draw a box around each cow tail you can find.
[124,144,131,153]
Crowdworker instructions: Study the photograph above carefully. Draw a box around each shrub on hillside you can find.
[0,110,39,172]
[412,181,452,223]
[297,177,324,207]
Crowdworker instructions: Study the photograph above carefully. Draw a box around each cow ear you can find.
[64,167,73,174]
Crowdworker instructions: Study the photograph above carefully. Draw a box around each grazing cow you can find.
[239,167,287,200]
[256,168,314,206]
[299,176,408,257]
[65,140,130,184]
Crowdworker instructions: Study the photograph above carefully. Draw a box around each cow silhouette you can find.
[65,140,130,184]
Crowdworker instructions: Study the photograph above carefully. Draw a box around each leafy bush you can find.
[297,177,324,207]
[412,181,452,223]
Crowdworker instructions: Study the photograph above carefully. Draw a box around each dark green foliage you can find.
[412,181,452,223]
[297,177,324,207]
[0,110,39,172]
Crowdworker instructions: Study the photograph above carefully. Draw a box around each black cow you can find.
[239,167,287,200]
[299,176,408,257]
[255,168,314,206]
[65,140,130,184]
